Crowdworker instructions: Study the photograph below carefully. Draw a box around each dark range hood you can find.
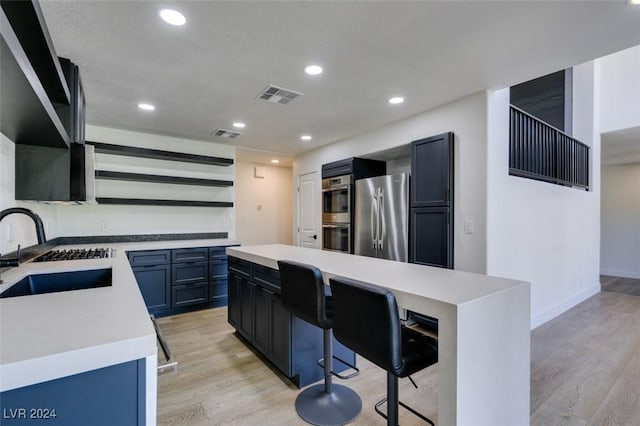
[14,54,90,203]
[15,143,94,203]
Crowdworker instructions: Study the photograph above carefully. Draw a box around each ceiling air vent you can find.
[257,85,303,105]
[211,129,242,139]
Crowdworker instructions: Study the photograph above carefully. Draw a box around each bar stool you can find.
[277,260,362,426]
[329,276,438,426]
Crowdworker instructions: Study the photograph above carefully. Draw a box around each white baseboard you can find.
[601,269,640,280]
[531,283,601,329]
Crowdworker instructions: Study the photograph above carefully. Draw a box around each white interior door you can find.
[297,171,320,249]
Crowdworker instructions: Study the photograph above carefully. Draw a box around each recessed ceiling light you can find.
[305,65,324,76]
[138,103,155,111]
[158,9,186,26]
[630,0,640,5]
[232,122,246,129]
[271,159,280,164]
[388,97,404,105]
[300,135,312,141]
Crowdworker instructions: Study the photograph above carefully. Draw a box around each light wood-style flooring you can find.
[601,275,640,298]
[157,282,640,425]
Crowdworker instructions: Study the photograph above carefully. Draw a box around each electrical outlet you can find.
[101,220,110,232]
[7,223,14,242]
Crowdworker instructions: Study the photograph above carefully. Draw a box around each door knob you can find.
[312,234,317,240]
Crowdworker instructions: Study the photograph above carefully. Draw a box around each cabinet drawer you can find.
[210,259,228,280]
[172,261,208,285]
[209,247,227,260]
[210,279,228,301]
[228,256,251,279]
[172,283,208,307]
[127,250,170,266]
[253,264,281,294]
[172,247,208,263]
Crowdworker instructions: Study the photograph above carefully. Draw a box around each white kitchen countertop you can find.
[227,243,526,307]
[227,244,531,426]
[0,238,238,392]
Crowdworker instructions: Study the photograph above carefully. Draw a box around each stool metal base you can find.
[295,383,362,426]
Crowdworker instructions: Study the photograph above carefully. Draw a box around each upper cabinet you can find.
[410,132,454,269]
[321,157,386,180]
[410,133,454,208]
[0,0,83,149]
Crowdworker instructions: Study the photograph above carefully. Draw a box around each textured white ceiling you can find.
[39,1,640,155]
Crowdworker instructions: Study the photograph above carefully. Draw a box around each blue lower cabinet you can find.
[128,245,231,317]
[227,256,355,388]
[132,264,171,312]
[0,359,146,426]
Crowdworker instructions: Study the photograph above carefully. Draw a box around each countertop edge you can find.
[0,238,240,392]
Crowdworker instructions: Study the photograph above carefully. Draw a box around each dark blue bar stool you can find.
[329,276,438,426]
[278,260,362,426]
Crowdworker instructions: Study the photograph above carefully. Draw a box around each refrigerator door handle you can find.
[378,188,385,250]
[371,195,378,249]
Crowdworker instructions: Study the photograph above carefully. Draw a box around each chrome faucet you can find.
[0,207,47,283]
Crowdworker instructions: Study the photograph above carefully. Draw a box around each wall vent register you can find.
[33,248,112,262]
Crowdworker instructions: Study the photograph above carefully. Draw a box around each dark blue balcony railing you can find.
[509,105,589,190]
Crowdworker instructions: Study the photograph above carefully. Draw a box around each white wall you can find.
[294,92,488,273]
[55,126,235,238]
[0,134,59,254]
[601,163,640,279]
[599,44,640,134]
[486,61,601,328]
[235,162,293,245]
[1,126,236,250]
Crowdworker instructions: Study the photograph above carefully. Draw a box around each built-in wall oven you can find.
[322,174,352,253]
[322,223,350,253]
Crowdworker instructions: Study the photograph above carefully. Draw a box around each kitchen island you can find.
[0,238,237,426]
[227,244,531,426]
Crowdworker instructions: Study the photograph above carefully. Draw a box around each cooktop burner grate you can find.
[33,248,112,262]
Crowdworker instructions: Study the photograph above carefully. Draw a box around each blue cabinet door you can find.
[228,272,241,328]
[132,264,171,312]
[0,359,146,426]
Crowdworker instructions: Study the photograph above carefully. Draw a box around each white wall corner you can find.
[531,282,601,329]
[485,64,601,328]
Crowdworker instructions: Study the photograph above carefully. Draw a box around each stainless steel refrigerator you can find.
[354,173,409,262]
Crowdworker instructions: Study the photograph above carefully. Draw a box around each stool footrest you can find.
[374,397,435,426]
[317,356,360,379]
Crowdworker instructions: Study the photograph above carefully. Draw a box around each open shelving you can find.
[88,141,235,208]
[0,8,70,148]
[95,198,234,208]
[1,0,70,104]
[95,171,234,187]
[87,141,234,167]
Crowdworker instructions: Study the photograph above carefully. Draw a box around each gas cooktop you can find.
[33,248,113,262]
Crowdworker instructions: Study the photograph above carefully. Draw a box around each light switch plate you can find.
[464,219,474,234]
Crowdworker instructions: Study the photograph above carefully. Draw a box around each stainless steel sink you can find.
[0,268,112,298]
